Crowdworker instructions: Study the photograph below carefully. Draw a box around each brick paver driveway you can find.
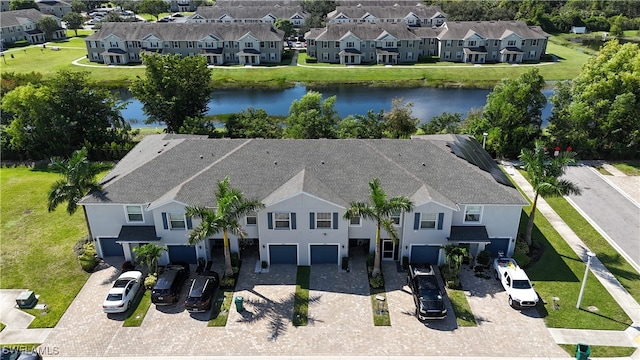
[42,253,566,357]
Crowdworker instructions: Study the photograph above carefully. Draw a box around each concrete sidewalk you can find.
[503,163,640,358]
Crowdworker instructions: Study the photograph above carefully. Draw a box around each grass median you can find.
[292,266,310,326]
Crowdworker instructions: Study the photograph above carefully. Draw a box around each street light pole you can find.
[482,132,488,149]
[576,251,596,309]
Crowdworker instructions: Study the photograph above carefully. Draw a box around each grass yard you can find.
[208,290,233,326]
[446,288,477,327]
[558,344,637,358]
[611,161,640,176]
[292,266,310,326]
[122,290,151,327]
[0,167,91,328]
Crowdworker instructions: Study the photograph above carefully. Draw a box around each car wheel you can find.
[508,296,518,309]
[127,300,131,311]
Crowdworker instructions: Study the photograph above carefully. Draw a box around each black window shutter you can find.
[332,212,338,229]
[161,212,168,229]
[186,216,193,229]
[291,213,296,229]
[437,213,444,230]
[310,213,315,229]
[414,213,420,230]
[267,212,273,229]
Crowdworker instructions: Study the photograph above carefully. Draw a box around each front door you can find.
[382,239,394,261]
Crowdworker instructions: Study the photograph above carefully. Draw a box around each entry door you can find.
[382,239,394,260]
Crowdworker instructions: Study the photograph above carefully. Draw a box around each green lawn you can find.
[0,167,91,328]
[208,290,233,326]
[558,344,637,358]
[292,266,310,326]
[446,288,477,327]
[611,161,640,176]
[122,289,151,327]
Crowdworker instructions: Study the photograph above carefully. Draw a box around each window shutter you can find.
[414,213,420,230]
[309,213,315,229]
[437,213,444,230]
[186,216,192,229]
[291,213,297,229]
[161,212,168,229]
[267,212,273,229]
[332,212,338,229]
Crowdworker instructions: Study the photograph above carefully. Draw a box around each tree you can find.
[132,243,166,275]
[130,53,212,133]
[284,91,339,139]
[139,0,168,21]
[337,110,385,139]
[384,97,418,139]
[274,19,295,38]
[47,147,111,215]
[481,68,546,158]
[609,15,625,37]
[70,0,86,13]
[343,178,413,277]
[101,11,124,22]
[9,0,38,10]
[225,107,283,138]
[519,141,581,245]
[37,16,60,41]
[185,177,264,277]
[178,116,218,136]
[420,112,463,134]
[63,12,84,37]
[2,71,131,159]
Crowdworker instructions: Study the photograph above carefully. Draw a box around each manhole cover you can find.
[587,305,599,312]
[23,210,33,214]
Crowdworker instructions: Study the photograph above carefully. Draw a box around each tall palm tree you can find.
[133,243,166,275]
[343,178,414,277]
[519,141,581,245]
[185,177,264,277]
[48,147,110,215]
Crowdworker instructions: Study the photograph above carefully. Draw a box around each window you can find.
[532,39,539,46]
[316,212,332,229]
[468,40,476,47]
[246,212,257,226]
[420,213,437,229]
[335,41,340,48]
[126,205,143,222]
[385,41,395,48]
[173,41,180,48]
[494,40,499,46]
[458,40,463,46]
[169,213,185,229]
[346,41,354,48]
[522,40,526,46]
[349,216,361,226]
[507,40,516,46]
[245,42,253,48]
[464,205,482,222]
[275,213,290,229]
[445,40,451,47]
[390,211,401,226]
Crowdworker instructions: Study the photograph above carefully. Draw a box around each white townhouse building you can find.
[80,135,527,268]
[327,4,446,27]
[188,4,308,28]
[0,9,66,47]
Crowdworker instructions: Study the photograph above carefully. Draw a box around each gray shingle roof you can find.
[328,5,444,20]
[82,136,526,209]
[438,20,550,40]
[1,9,47,27]
[308,22,421,41]
[194,5,306,20]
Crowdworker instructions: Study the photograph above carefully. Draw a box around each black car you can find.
[407,264,447,321]
[151,262,189,305]
[184,272,219,312]
[1,347,42,360]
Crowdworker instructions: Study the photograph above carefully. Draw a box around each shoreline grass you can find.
[292,266,310,326]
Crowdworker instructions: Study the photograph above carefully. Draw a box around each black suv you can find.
[151,262,189,305]
[407,264,447,321]
[184,272,219,313]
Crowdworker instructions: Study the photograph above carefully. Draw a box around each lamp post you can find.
[576,251,596,309]
[482,132,488,149]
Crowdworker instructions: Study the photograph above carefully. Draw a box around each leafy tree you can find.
[47,147,111,215]
[101,11,124,22]
[37,16,60,41]
[9,0,39,10]
[2,70,130,159]
[130,53,212,133]
[0,71,42,98]
[70,0,86,13]
[481,68,546,159]
[225,107,283,138]
[609,15,625,37]
[185,177,264,277]
[274,19,295,38]
[519,141,581,245]
[63,12,84,37]
[384,97,418,139]
[442,245,467,272]
[133,243,166,275]
[343,178,413,277]
[178,116,218,136]
[337,110,385,139]
[284,91,339,139]
[420,112,463,134]
[139,0,168,21]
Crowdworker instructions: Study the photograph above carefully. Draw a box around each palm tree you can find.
[185,177,264,277]
[343,178,414,277]
[133,243,166,275]
[519,141,581,245]
[48,147,110,215]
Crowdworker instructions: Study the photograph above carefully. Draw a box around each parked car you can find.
[493,257,538,309]
[1,348,42,360]
[151,262,190,305]
[184,272,219,313]
[407,264,447,321]
[102,270,143,313]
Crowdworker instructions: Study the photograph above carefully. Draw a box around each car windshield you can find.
[513,280,532,289]
[106,293,123,301]
[417,278,441,300]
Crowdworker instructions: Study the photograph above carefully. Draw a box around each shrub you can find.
[305,57,317,63]
[78,241,97,272]
[220,276,235,289]
[341,256,349,271]
[477,250,491,266]
[144,273,157,289]
[366,252,375,267]
[230,252,240,268]
[369,274,384,289]
[512,240,531,268]
[261,261,268,269]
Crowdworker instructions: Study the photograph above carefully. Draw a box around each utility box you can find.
[16,291,37,309]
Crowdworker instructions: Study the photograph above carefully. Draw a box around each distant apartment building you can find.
[327,4,446,27]
[188,4,308,28]
[36,0,72,18]
[1,9,66,48]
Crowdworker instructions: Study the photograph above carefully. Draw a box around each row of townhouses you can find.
[0,8,66,48]
[326,4,446,27]
[80,135,527,268]
[188,5,308,28]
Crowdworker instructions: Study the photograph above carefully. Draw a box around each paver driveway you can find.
[41,253,566,357]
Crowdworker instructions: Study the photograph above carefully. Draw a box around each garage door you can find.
[485,238,510,257]
[100,238,124,257]
[167,245,197,264]
[410,245,440,265]
[310,245,338,264]
[269,245,297,264]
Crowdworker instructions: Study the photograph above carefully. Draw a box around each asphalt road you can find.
[563,165,640,272]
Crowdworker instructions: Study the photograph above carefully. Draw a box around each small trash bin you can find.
[234,296,244,312]
[575,343,590,360]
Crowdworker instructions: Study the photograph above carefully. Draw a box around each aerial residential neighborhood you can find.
[0,0,639,359]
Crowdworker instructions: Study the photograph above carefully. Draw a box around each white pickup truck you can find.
[493,257,539,309]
